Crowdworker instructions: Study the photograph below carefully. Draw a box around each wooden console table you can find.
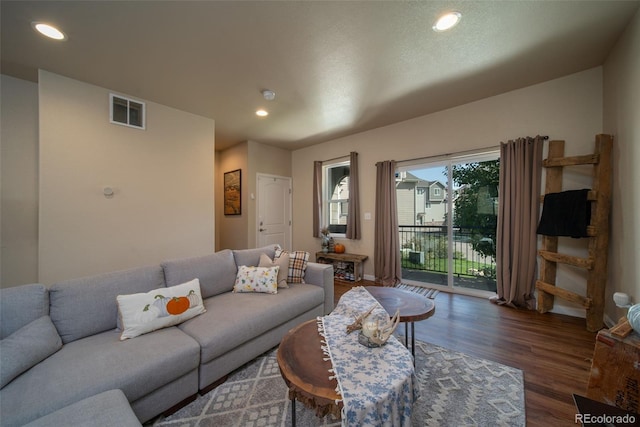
[315,252,368,282]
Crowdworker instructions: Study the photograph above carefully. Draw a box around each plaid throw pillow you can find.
[275,249,309,284]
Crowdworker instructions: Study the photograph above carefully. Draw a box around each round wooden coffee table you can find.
[365,286,436,359]
[277,319,342,427]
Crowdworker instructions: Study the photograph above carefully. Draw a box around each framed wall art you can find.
[224,169,241,215]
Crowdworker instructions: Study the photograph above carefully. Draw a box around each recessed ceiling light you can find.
[256,109,268,117]
[32,22,67,40]
[433,12,461,32]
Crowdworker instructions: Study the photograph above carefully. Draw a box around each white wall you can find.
[0,75,39,287]
[247,140,292,248]
[293,67,604,317]
[38,71,215,284]
[216,140,292,250]
[603,9,640,323]
[217,142,248,250]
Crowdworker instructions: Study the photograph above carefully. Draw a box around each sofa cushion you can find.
[0,327,199,427]
[275,249,310,283]
[22,389,141,427]
[233,266,279,294]
[0,316,62,389]
[0,284,49,339]
[232,245,278,268]
[162,250,237,299]
[258,252,289,288]
[117,279,206,340]
[50,265,166,344]
[179,284,324,364]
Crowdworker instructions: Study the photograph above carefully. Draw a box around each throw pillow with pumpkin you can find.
[117,278,206,340]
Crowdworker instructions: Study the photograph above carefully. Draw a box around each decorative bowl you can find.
[627,304,640,332]
[358,331,385,348]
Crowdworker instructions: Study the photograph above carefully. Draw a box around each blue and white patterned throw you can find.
[319,286,418,427]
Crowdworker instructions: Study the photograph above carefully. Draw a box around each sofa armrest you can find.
[303,262,334,314]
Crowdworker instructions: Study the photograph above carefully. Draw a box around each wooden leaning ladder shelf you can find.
[536,134,613,332]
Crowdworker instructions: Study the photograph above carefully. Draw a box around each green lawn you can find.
[401,258,494,277]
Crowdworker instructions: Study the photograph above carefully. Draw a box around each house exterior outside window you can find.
[323,160,350,235]
[395,150,499,294]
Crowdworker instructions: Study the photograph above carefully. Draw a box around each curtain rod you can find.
[319,136,549,164]
[319,154,350,163]
[395,135,549,165]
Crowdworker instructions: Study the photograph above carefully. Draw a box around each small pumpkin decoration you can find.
[136,304,160,324]
[334,243,346,253]
[166,296,190,315]
[187,290,201,307]
[153,294,170,317]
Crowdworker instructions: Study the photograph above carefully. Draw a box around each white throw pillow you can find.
[259,252,289,288]
[233,265,279,294]
[117,279,205,340]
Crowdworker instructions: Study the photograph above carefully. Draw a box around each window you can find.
[396,149,499,294]
[340,201,349,217]
[110,93,145,129]
[323,160,350,234]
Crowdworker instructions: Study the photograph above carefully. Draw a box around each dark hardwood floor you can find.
[335,279,597,427]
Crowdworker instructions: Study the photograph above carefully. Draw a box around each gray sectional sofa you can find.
[0,245,333,426]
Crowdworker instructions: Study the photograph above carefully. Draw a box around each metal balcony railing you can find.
[399,225,496,280]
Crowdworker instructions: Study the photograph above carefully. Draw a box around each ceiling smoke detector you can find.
[262,90,276,101]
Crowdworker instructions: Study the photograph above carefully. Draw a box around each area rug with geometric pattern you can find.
[395,283,441,299]
[149,339,525,427]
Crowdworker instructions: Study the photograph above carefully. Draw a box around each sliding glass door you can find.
[396,151,499,294]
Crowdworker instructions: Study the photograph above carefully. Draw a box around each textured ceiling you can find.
[2,1,638,151]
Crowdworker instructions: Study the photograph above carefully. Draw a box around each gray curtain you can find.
[312,161,322,238]
[346,152,361,239]
[494,136,544,309]
[374,160,402,286]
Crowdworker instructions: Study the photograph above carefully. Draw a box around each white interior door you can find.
[257,174,292,251]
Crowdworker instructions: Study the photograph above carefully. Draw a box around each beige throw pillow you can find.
[259,252,289,288]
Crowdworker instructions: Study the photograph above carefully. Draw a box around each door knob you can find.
[260,228,266,232]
